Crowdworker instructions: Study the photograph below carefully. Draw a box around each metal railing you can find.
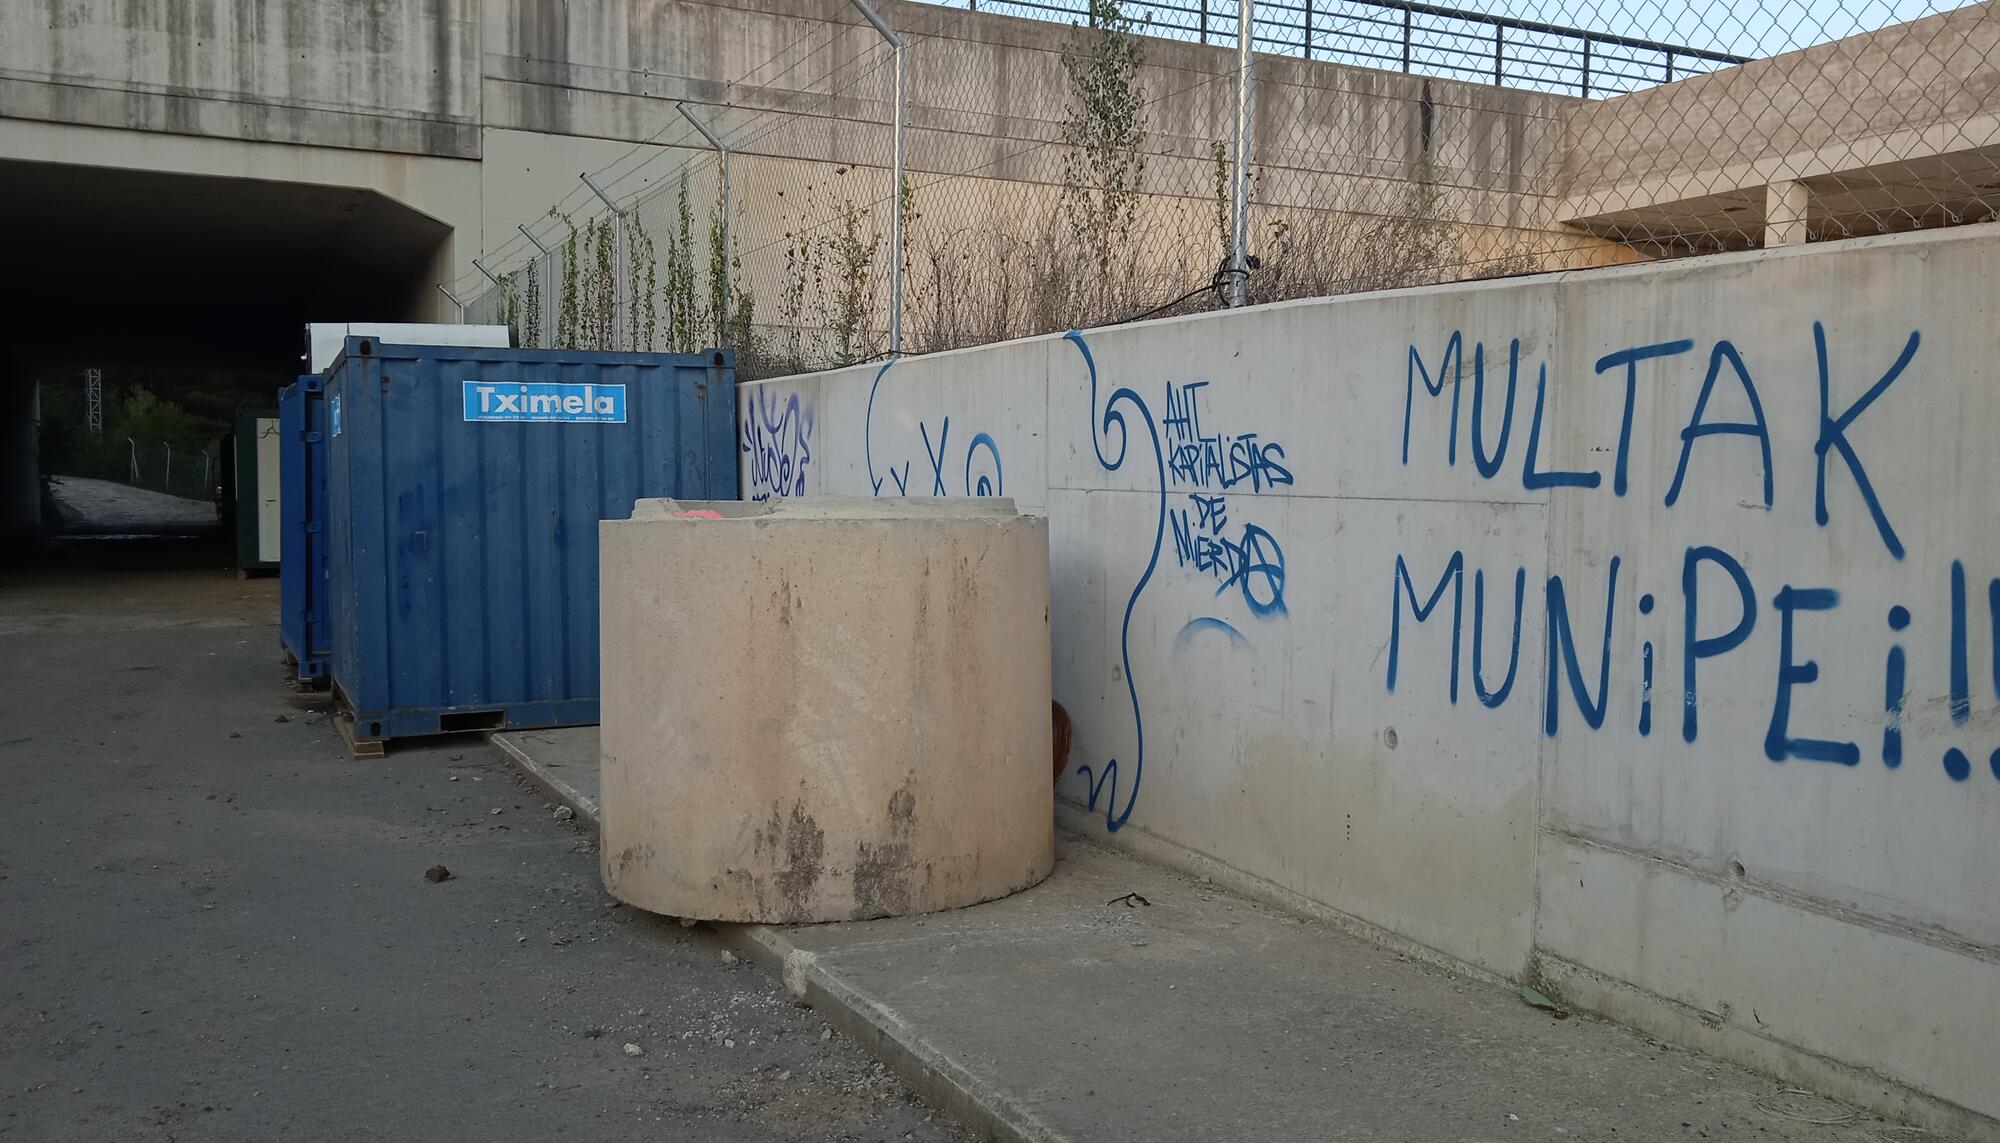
[945,0,1746,95]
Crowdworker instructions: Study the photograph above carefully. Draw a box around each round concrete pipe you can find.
[599,497,1054,922]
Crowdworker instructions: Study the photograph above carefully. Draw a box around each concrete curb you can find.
[488,732,599,822]
[486,731,1067,1143]
[718,925,1072,1143]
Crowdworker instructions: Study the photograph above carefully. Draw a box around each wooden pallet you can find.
[329,680,386,758]
[334,712,386,759]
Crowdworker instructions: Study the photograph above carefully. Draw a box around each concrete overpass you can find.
[3,0,1993,538]
[0,0,1576,539]
[0,0,797,536]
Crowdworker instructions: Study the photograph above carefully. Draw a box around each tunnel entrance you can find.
[0,158,452,552]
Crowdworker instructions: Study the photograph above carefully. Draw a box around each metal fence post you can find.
[1230,0,1255,307]
[1494,24,1503,85]
[437,284,467,316]
[851,0,905,356]
[1303,0,1312,59]
[679,103,733,345]
[1402,9,1412,72]
[1581,38,1592,97]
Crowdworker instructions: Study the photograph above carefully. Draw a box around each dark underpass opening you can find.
[0,158,452,560]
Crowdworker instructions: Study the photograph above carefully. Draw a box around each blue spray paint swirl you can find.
[1064,329,1164,833]
[863,358,906,496]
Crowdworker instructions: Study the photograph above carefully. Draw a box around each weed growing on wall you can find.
[663,173,699,353]
[500,278,522,346]
[1246,160,1464,303]
[707,197,728,349]
[778,202,818,367]
[556,210,581,350]
[589,216,617,351]
[1212,141,1231,266]
[830,197,882,366]
[520,260,543,349]
[1059,0,1147,284]
[629,217,658,351]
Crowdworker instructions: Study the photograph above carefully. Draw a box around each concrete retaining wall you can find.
[736,227,2000,1133]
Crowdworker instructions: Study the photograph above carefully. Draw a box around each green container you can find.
[230,407,280,571]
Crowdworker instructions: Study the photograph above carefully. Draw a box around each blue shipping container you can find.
[323,338,736,742]
[278,375,332,680]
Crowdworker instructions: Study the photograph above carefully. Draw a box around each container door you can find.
[278,384,305,662]
[302,379,331,672]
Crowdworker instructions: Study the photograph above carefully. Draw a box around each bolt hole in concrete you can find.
[1382,726,1399,749]
[1729,859,1747,880]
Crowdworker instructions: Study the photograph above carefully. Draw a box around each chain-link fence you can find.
[453,0,1997,378]
[125,441,217,501]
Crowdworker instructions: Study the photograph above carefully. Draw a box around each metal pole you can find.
[1229,0,1255,307]
[1303,0,1312,60]
[1581,38,1591,97]
[679,103,733,343]
[1402,9,1411,72]
[518,223,555,257]
[850,0,904,355]
[437,284,467,314]
[472,258,504,288]
[1494,24,1503,85]
[580,172,625,216]
[85,368,102,435]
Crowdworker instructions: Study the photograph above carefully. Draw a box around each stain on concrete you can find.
[611,843,653,876]
[774,802,826,922]
[722,866,768,916]
[851,778,918,919]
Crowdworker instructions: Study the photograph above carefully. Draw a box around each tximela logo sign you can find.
[462,381,627,423]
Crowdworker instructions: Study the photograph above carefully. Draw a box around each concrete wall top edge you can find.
[736,227,1986,388]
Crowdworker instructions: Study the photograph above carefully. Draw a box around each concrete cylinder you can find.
[599,497,1054,922]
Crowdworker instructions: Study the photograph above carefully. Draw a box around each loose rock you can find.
[423,865,451,883]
